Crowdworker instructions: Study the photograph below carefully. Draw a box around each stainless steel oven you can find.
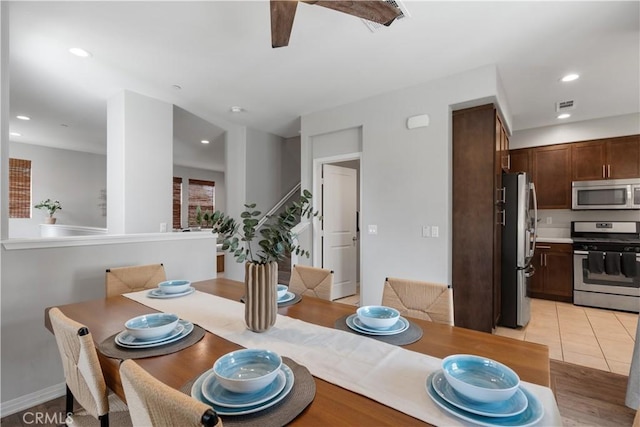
[572,221,640,313]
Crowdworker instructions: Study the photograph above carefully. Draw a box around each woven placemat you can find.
[334,315,423,346]
[98,325,206,359]
[239,293,302,308]
[181,357,315,427]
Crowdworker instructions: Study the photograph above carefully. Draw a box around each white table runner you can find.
[125,290,562,426]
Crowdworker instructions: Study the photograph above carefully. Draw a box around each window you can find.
[188,179,215,227]
[9,158,32,218]
[173,177,182,229]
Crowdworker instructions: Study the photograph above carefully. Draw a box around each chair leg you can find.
[65,385,73,415]
[99,413,109,427]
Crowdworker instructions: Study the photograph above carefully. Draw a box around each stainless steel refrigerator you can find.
[500,172,538,328]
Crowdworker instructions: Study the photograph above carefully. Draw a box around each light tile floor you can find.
[494,299,638,375]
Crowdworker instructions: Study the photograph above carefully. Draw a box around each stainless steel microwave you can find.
[572,178,640,210]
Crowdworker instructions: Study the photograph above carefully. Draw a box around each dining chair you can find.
[288,264,335,300]
[105,263,166,297]
[48,307,132,427]
[382,277,454,325]
[119,359,222,427]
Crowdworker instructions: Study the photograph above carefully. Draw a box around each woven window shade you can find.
[188,179,215,227]
[173,177,182,229]
[9,158,32,218]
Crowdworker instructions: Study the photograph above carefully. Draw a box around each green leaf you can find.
[251,211,261,217]
[240,211,251,218]
[236,254,246,263]
[245,203,257,209]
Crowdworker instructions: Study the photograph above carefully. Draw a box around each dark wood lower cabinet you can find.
[530,243,573,302]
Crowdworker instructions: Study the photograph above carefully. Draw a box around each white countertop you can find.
[536,227,572,244]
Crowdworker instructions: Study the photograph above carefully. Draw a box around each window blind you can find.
[173,177,182,229]
[9,158,32,218]
[188,179,215,227]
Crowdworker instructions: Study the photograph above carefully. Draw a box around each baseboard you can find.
[0,382,66,417]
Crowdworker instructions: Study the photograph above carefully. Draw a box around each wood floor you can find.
[2,360,637,426]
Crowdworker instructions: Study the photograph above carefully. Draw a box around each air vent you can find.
[362,0,410,32]
[556,100,576,112]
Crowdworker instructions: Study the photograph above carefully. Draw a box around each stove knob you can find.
[582,245,589,251]
[589,245,597,251]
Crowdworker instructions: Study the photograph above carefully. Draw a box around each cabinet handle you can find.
[540,254,544,265]
[536,245,551,249]
[544,253,547,266]
[496,187,506,204]
[507,154,511,170]
[497,209,505,226]
[608,164,611,177]
[602,164,606,178]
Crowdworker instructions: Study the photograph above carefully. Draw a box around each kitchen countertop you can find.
[536,227,573,244]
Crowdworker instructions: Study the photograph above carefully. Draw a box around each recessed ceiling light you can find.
[69,47,92,58]
[557,113,571,119]
[561,73,579,82]
[16,115,30,121]
[201,140,210,144]
[230,106,244,113]
[10,132,21,136]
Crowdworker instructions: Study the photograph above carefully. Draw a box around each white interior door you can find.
[322,164,357,299]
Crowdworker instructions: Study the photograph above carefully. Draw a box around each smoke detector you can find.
[362,0,410,32]
[555,100,576,112]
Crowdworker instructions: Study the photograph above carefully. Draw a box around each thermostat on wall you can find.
[407,114,430,129]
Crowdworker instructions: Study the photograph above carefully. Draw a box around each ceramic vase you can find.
[244,261,278,332]
[44,217,57,224]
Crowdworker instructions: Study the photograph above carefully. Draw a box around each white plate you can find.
[346,314,410,336]
[192,364,294,416]
[277,291,296,304]
[116,320,194,349]
[431,370,528,417]
[116,323,185,346]
[426,371,544,427]
[147,287,195,299]
[201,368,287,408]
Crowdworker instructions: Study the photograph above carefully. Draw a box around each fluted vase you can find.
[244,261,278,332]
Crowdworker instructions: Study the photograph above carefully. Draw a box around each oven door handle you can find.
[574,250,589,255]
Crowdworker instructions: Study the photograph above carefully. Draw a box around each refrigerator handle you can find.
[530,182,538,258]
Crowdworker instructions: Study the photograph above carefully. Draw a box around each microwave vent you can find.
[556,100,576,112]
[361,0,410,32]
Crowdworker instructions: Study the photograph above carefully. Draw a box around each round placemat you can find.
[98,325,206,359]
[181,356,315,427]
[240,293,302,308]
[334,315,423,346]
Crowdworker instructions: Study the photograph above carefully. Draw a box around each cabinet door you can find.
[532,145,572,209]
[543,249,573,298]
[572,141,606,181]
[607,135,640,179]
[509,149,531,175]
[529,249,545,294]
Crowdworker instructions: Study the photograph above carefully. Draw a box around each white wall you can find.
[510,113,640,149]
[9,143,107,238]
[0,233,217,411]
[107,90,173,234]
[281,136,301,193]
[173,165,225,229]
[302,65,505,305]
[246,128,285,213]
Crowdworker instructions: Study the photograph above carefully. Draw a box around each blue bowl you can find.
[277,284,288,299]
[356,305,400,329]
[213,349,282,394]
[158,279,191,294]
[124,313,179,341]
[442,354,520,403]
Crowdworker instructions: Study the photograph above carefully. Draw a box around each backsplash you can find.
[537,209,639,230]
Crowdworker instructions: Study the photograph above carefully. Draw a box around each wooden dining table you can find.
[45,278,550,426]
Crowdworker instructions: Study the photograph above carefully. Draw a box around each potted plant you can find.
[210,189,319,332]
[34,199,62,224]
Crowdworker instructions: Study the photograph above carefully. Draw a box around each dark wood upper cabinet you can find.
[532,144,572,209]
[509,148,531,175]
[572,135,640,180]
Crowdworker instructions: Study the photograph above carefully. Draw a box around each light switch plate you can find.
[432,226,439,238]
[368,225,378,235]
[422,226,431,237]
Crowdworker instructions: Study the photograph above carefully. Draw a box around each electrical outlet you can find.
[160,222,167,232]
[546,217,552,225]
[432,226,439,238]
[368,225,378,235]
[422,226,431,237]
